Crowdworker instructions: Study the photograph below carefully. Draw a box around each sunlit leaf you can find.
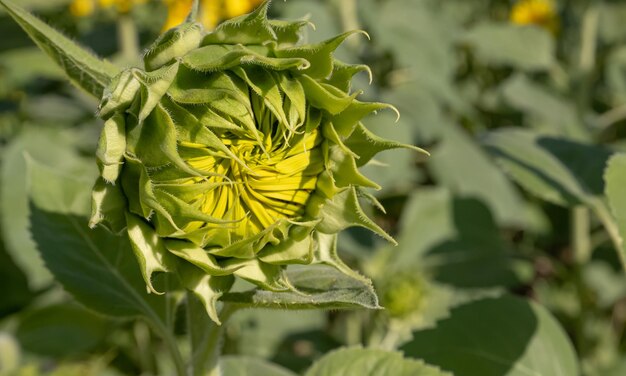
[402,295,579,376]
[220,265,380,310]
[305,347,450,376]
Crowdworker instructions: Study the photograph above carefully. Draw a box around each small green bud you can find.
[381,273,428,318]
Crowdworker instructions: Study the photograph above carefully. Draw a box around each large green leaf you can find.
[16,303,109,357]
[305,347,450,376]
[428,124,530,228]
[500,75,588,140]
[220,265,380,310]
[483,128,613,207]
[401,295,579,376]
[460,22,555,71]
[0,236,34,318]
[0,0,118,98]
[385,188,520,289]
[1,127,93,291]
[221,356,296,376]
[27,159,169,323]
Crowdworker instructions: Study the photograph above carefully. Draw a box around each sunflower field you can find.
[1,0,626,375]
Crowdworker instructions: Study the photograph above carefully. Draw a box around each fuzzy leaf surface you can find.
[220,265,380,310]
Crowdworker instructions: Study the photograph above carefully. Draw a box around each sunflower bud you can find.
[90,1,426,323]
[381,273,428,319]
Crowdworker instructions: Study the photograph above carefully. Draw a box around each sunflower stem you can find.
[117,14,139,65]
[151,318,186,376]
[187,293,236,376]
[186,0,200,23]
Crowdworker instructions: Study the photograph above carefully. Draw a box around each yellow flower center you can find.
[178,128,324,243]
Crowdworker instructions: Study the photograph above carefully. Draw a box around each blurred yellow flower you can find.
[69,0,148,16]
[162,0,264,32]
[70,0,95,17]
[510,0,559,34]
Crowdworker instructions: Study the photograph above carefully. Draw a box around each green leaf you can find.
[221,356,296,376]
[483,128,613,207]
[0,0,119,97]
[275,31,367,79]
[305,347,450,376]
[0,47,62,95]
[0,237,34,318]
[1,127,94,291]
[583,262,626,309]
[604,153,626,271]
[500,75,589,140]
[89,178,127,234]
[180,263,234,325]
[316,187,395,245]
[144,22,202,71]
[220,265,380,310]
[0,333,19,375]
[16,304,108,357]
[600,3,626,44]
[345,122,427,167]
[385,188,520,289]
[182,44,308,73]
[461,22,555,71]
[226,309,326,361]
[428,125,530,228]
[401,295,579,376]
[27,159,169,322]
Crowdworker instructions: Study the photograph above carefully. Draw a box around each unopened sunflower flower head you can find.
[510,0,559,34]
[90,0,427,323]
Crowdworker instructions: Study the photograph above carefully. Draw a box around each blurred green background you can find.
[3,0,626,375]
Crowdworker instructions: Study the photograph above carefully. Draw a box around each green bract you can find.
[90,1,425,323]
